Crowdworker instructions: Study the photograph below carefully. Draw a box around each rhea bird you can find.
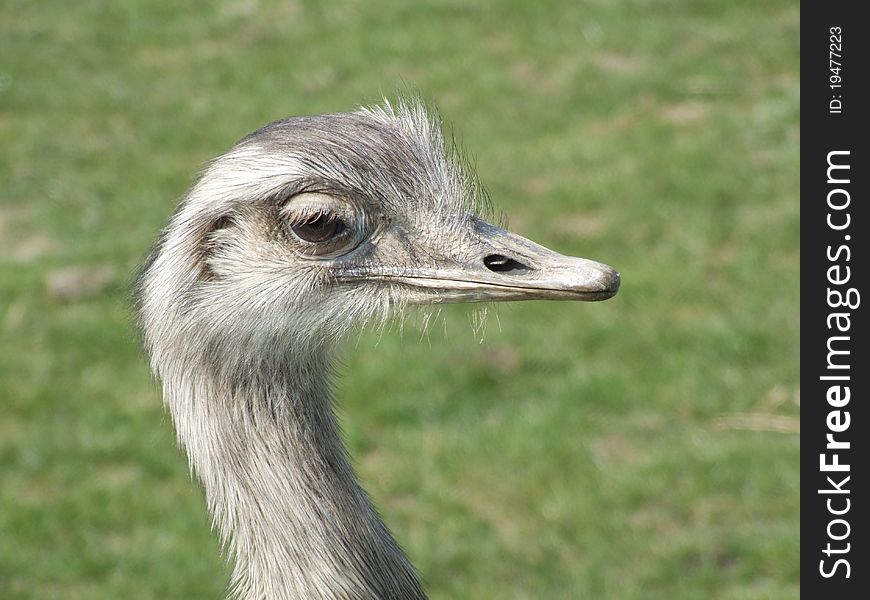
[136,100,619,600]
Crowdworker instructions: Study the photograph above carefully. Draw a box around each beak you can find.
[355,220,620,304]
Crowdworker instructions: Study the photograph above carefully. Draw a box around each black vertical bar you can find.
[802,3,868,597]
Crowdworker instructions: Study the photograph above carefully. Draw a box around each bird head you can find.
[137,101,619,363]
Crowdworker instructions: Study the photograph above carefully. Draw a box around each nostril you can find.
[483,254,531,273]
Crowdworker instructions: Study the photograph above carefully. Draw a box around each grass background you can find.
[1,0,799,598]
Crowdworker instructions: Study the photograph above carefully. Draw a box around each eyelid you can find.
[281,193,356,220]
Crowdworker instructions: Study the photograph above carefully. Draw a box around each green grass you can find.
[1,1,799,598]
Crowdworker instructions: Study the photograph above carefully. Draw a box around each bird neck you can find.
[170,349,426,600]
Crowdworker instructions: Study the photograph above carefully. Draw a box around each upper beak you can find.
[354,220,620,304]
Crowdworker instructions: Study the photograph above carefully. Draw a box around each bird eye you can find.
[290,212,347,243]
[282,192,367,258]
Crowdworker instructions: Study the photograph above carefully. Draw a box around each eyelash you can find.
[290,212,347,241]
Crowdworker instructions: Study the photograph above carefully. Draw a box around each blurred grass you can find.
[1,0,798,598]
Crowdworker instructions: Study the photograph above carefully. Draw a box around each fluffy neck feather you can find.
[167,349,426,600]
